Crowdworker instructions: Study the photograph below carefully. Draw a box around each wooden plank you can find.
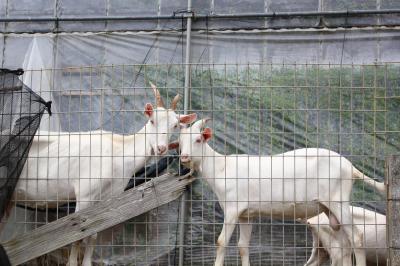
[1,173,194,265]
[387,155,400,266]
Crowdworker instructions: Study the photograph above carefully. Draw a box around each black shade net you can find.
[0,68,50,222]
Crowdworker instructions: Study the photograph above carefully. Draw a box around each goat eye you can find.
[174,124,178,128]
[150,120,154,125]
[195,138,201,143]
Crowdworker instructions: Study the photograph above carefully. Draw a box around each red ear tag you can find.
[202,127,212,142]
[144,103,153,117]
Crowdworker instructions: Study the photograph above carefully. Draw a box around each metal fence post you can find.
[178,0,193,265]
[387,155,400,265]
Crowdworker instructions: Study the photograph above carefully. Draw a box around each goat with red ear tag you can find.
[177,119,384,266]
[8,81,198,266]
[144,82,197,155]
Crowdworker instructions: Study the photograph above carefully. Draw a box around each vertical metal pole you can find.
[376,0,382,61]
[387,155,400,266]
[178,0,192,265]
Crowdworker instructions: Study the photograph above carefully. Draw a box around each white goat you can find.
[174,119,386,266]
[305,206,386,266]
[3,83,197,266]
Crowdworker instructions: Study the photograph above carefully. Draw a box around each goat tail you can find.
[352,167,386,196]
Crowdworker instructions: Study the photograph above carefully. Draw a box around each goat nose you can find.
[181,154,190,162]
[157,145,167,154]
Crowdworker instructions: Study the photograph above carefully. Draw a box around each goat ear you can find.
[179,113,197,124]
[144,103,153,117]
[168,141,180,150]
[201,127,212,142]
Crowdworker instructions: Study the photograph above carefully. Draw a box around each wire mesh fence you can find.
[0,62,398,265]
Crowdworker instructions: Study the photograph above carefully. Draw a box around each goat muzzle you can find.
[180,154,191,163]
[156,145,167,155]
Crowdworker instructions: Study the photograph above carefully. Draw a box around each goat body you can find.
[15,128,151,209]
[306,206,386,266]
[197,147,383,222]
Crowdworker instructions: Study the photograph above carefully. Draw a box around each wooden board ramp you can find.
[1,173,194,265]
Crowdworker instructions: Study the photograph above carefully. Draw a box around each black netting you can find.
[0,68,49,221]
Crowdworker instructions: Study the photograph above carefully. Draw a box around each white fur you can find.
[305,206,386,266]
[178,119,386,266]
[7,106,186,266]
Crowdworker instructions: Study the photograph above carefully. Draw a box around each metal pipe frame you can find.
[0,9,400,23]
[178,0,193,265]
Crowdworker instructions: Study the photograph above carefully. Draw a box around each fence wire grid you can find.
[0,62,398,266]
